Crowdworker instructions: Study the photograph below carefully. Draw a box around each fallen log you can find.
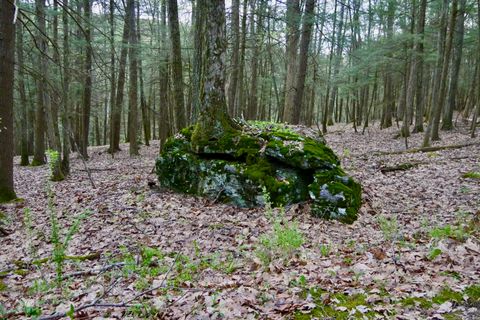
[369,141,480,157]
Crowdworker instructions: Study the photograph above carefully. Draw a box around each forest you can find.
[0,0,479,318]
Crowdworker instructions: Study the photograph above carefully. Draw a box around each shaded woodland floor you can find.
[1,122,479,319]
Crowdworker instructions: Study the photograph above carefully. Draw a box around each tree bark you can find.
[413,0,427,133]
[111,2,131,153]
[292,0,316,124]
[442,0,466,130]
[128,0,139,156]
[0,0,17,202]
[424,0,457,146]
[80,0,93,159]
[16,23,29,166]
[168,0,186,130]
[191,0,238,149]
[227,0,240,116]
[282,0,301,123]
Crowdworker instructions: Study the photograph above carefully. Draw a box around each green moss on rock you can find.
[156,122,361,223]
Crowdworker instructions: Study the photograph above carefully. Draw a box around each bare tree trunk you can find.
[443,0,466,130]
[137,1,150,146]
[292,0,316,124]
[247,0,261,120]
[424,0,457,146]
[0,0,17,202]
[381,0,396,129]
[413,0,427,133]
[191,0,238,149]
[282,0,301,123]
[108,0,117,154]
[168,0,186,130]
[158,0,170,149]
[471,0,480,138]
[16,23,29,166]
[227,0,240,116]
[80,0,93,159]
[236,0,248,118]
[32,1,47,166]
[111,3,131,153]
[61,0,71,173]
[128,0,139,156]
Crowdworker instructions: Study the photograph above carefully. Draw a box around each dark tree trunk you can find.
[443,0,466,130]
[128,0,139,156]
[292,0,316,124]
[282,0,301,123]
[191,0,238,149]
[111,3,131,153]
[0,0,17,202]
[80,0,93,159]
[168,0,186,130]
[16,23,29,166]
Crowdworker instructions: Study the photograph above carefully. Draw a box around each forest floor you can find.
[1,122,479,320]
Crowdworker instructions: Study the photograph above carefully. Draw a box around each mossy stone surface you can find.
[156,122,361,223]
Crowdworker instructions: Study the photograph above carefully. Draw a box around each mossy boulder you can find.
[156,122,361,223]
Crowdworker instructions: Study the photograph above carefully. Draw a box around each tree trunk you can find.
[191,0,238,149]
[111,3,131,153]
[424,0,457,146]
[413,0,427,133]
[0,0,17,202]
[137,1,150,146]
[80,0,93,159]
[442,0,466,130]
[282,0,301,123]
[381,0,396,129]
[128,0,139,156]
[16,23,29,166]
[247,0,261,120]
[292,0,316,125]
[108,0,117,154]
[227,0,240,116]
[236,0,248,118]
[168,0,186,130]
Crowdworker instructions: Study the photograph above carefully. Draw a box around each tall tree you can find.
[80,0,93,158]
[282,0,301,123]
[292,0,316,124]
[0,0,17,202]
[168,0,186,130]
[32,0,47,166]
[424,0,458,146]
[128,0,139,156]
[442,0,466,130]
[191,0,238,148]
[16,23,30,166]
[413,0,427,133]
[110,2,131,153]
[227,0,240,116]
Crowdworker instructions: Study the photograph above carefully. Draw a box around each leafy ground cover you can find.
[0,123,479,319]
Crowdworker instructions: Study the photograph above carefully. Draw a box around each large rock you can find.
[156,122,361,223]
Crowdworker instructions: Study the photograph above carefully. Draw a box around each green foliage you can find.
[319,243,332,257]
[429,224,469,242]
[426,247,442,261]
[256,207,304,266]
[377,215,399,241]
[462,171,480,179]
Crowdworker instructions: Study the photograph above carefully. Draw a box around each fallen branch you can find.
[380,161,427,173]
[61,262,125,280]
[368,141,480,157]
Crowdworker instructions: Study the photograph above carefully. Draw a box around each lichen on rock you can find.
[156,121,361,223]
